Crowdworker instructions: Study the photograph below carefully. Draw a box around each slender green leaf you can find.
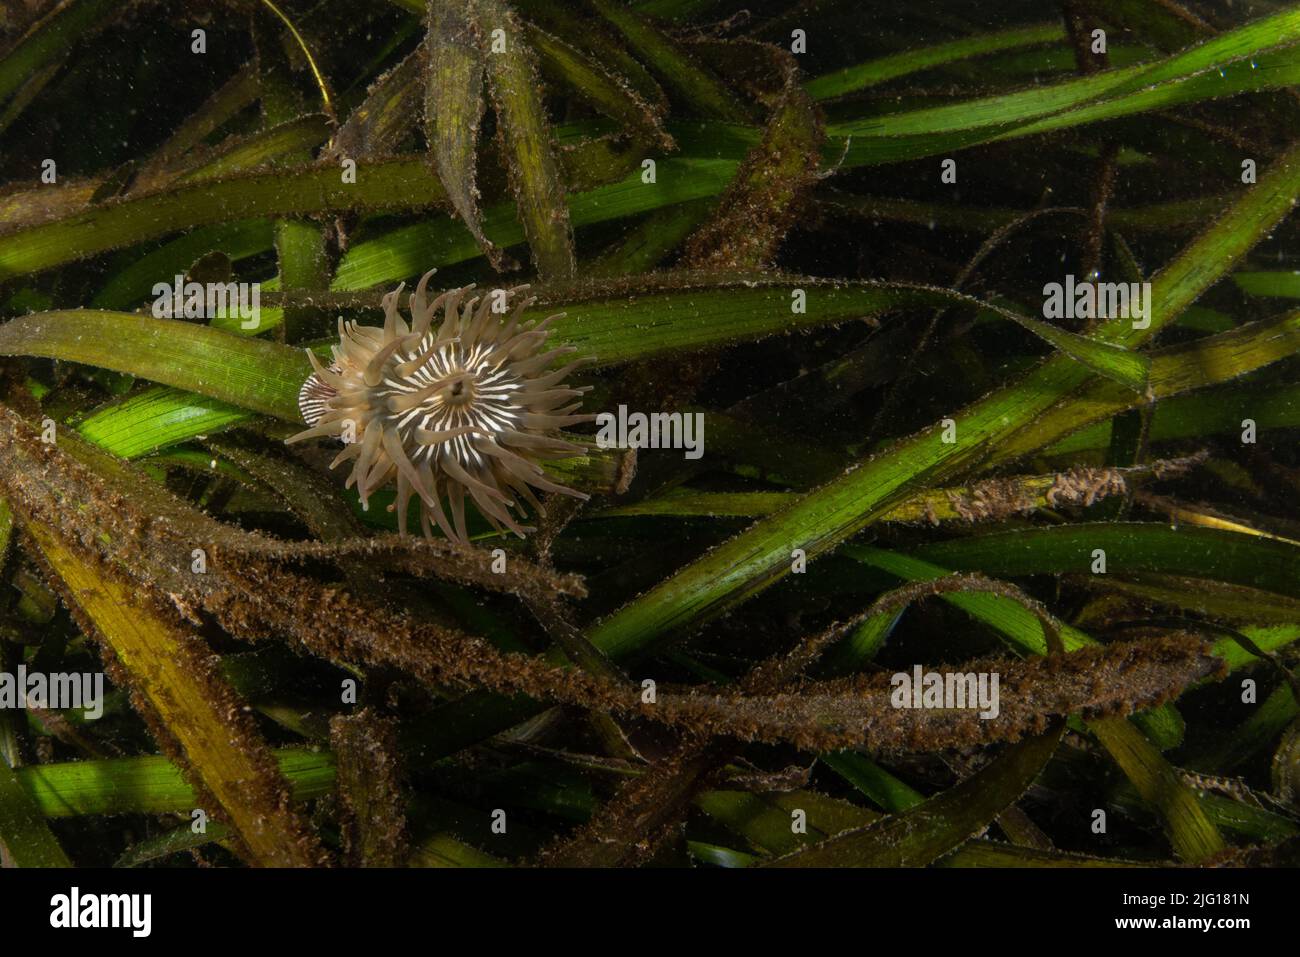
[804,23,1065,100]
[0,159,447,280]
[0,0,120,105]
[917,523,1300,603]
[425,0,495,263]
[1090,716,1226,862]
[830,10,1300,166]
[0,759,71,867]
[764,724,1064,867]
[17,749,335,818]
[588,0,749,123]
[0,311,309,419]
[482,0,575,278]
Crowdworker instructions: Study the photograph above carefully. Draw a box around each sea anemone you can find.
[287,270,592,544]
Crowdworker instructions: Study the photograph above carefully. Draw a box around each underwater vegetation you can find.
[0,0,1298,869]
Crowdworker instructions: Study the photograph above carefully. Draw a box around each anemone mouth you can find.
[439,372,475,405]
[286,270,594,545]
